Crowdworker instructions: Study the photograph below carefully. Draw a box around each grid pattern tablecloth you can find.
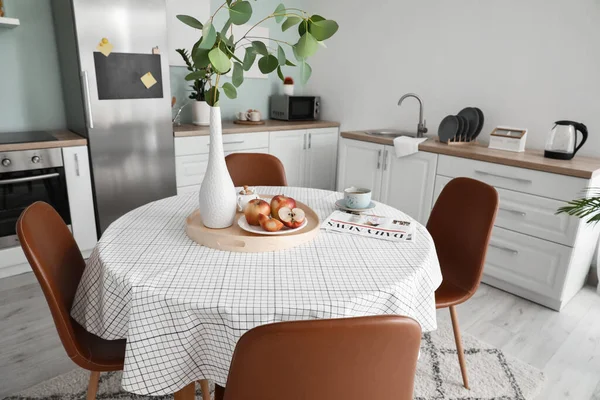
[71,187,442,395]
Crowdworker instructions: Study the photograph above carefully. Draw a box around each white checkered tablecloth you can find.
[71,187,442,395]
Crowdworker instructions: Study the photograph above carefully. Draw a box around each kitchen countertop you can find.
[0,130,87,153]
[174,120,340,137]
[341,130,600,179]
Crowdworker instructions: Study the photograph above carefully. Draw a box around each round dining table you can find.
[71,186,442,396]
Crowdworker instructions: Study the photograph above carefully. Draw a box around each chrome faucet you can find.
[398,93,427,138]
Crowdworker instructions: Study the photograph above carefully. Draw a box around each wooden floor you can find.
[1,272,599,399]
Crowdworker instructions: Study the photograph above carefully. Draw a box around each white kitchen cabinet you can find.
[269,128,339,189]
[337,138,437,224]
[380,150,438,224]
[62,146,98,253]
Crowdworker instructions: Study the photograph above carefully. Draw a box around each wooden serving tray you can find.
[185,199,320,253]
[233,120,266,125]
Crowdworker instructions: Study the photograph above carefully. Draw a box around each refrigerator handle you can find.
[81,71,94,129]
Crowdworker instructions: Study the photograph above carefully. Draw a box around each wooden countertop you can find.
[174,120,340,137]
[341,130,600,179]
[0,130,87,153]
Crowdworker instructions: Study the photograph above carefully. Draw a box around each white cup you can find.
[343,187,372,209]
[236,111,247,121]
[246,111,261,122]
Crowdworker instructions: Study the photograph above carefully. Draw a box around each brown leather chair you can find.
[213,316,421,400]
[16,202,126,399]
[427,177,498,389]
[225,153,287,187]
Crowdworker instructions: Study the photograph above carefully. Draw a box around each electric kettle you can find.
[544,120,588,160]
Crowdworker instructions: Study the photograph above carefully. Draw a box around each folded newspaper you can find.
[321,210,415,242]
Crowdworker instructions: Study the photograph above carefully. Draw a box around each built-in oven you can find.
[0,148,71,250]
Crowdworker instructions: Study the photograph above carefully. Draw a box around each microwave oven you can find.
[270,95,320,121]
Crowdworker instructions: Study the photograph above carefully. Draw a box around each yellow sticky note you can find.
[96,38,113,57]
[140,72,157,89]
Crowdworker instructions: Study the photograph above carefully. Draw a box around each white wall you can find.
[303,0,600,156]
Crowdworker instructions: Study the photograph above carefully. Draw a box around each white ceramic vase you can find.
[283,84,294,96]
[192,100,210,126]
[198,107,237,228]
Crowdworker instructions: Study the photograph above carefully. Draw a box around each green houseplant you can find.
[176,48,212,126]
[177,1,338,228]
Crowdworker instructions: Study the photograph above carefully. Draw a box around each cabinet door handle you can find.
[499,207,526,217]
[81,71,94,129]
[383,150,389,171]
[207,140,245,146]
[475,170,532,184]
[303,134,307,150]
[74,153,80,177]
[0,173,59,185]
[377,150,382,169]
[489,243,519,255]
[308,133,312,149]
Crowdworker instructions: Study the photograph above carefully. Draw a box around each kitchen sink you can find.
[363,129,417,138]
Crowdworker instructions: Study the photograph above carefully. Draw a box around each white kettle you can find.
[544,120,588,160]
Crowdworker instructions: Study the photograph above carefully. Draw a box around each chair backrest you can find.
[427,177,498,297]
[222,316,422,400]
[225,153,287,187]
[16,201,87,363]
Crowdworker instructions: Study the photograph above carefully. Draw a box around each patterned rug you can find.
[3,323,544,400]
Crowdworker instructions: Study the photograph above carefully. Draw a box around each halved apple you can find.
[278,207,306,229]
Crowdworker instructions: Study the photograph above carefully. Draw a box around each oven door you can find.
[0,167,71,249]
[288,97,317,120]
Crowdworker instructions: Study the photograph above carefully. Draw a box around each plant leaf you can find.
[229,1,252,25]
[285,59,296,67]
[220,19,232,37]
[295,32,318,59]
[199,22,217,49]
[300,61,312,85]
[242,47,257,71]
[309,19,339,41]
[222,82,238,99]
[273,3,286,23]
[177,15,203,30]
[299,14,324,36]
[251,41,268,56]
[206,87,220,107]
[185,71,205,81]
[277,45,287,66]
[193,47,211,68]
[208,47,231,74]
[282,16,302,32]
[232,62,244,87]
[258,54,279,74]
[276,66,284,82]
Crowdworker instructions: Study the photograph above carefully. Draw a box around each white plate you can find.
[238,215,308,236]
[334,199,377,212]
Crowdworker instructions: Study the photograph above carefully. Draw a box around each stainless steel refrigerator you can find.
[51,0,176,235]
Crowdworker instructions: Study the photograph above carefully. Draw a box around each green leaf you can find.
[299,14,324,36]
[206,87,220,107]
[232,62,244,87]
[295,32,318,59]
[273,3,286,23]
[220,19,232,37]
[299,61,312,85]
[242,47,256,71]
[222,82,238,99]
[258,55,279,74]
[282,16,302,32]
[185,71,205,81]
[277,45,287,66]
[309,19,339,41]
[276,66,284,82]
[285,59,296,67]
[208,47,231,73]
[193,47,211,68]
[199,22,216,49]
[177,15,203,30]
[229,1,252,25]
[251,41,268,56]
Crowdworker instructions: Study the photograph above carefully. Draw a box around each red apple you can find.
[258,213,284,232]
[278,207,306,229]
[270,195,297,221]
[244,199,271,226]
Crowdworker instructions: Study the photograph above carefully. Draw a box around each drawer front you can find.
[176,154,209,187]
[175,132,269,156]
[177,184,201,195]
[484,226,571,298]
[434,175,580,246]
[437,154,587,201]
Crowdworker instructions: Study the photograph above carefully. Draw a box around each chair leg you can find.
[199,379,211,400]
[174,383,195,400]
[449,305,469,389]
[86,371,101,400]
[214,383,225,400]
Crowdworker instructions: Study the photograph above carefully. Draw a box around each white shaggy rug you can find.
[3,323,544,400]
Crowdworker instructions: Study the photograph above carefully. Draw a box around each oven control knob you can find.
[31,156,41,164]
[1,159,10,167]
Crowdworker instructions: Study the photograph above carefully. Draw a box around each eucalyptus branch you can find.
[211,1,227,22]
[244,36,293,47]
[234,12,304,47]
[213,73,221,104]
